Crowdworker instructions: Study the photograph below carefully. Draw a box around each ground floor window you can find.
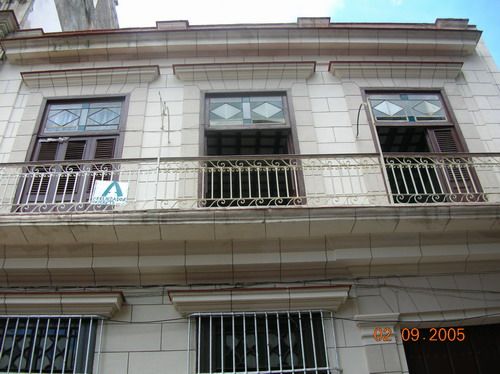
[193,311,330,374]
[403,324,500,374]
[0,316,99,373]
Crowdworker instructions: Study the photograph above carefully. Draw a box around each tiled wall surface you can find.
[92,271,500,374]
[1,48,500,164]
[1,23,500,374]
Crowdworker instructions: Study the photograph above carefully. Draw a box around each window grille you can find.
[191,311,332,374]
[0,316,100,374]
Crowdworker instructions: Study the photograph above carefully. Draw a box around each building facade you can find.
[0,11,500,374]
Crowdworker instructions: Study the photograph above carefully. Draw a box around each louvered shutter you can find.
[29,142,59,201]
[87,137,117,193]
[57,140,87,196]
[427,127,478,197]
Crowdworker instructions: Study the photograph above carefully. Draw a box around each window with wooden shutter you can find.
[87,138,117,194]
[368,91,483,203]
[15,98,124,212]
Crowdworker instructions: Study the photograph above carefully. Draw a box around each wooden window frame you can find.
[199,90,305,207]
[363,88,483,203]
[14,96,128,212]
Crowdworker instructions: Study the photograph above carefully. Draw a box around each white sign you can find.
[91,180,128,205]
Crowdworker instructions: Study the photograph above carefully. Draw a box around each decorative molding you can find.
[173,61,316,81]
[1,20,481,64]
[0,292,124,318]
[21,65,160,88]
[0,10,19,38]
[169,285,350,315]
[329,61,464,80]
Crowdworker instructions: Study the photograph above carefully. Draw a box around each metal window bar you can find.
[192,311,333,374]
[0,316,100,374]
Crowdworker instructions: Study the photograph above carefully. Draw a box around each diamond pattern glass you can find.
[413,101,441,115]
[369,93,447,122]
[209,95,285,126]
[211,104,242,120]
[44,101,122,133]
[252,102,282,118]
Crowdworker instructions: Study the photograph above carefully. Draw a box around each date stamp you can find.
[372,327,466,342]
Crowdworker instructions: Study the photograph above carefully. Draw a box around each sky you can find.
[116,0,500,68]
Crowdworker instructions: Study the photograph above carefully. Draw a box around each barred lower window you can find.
[0,316,99,374]
[193,311,331,374]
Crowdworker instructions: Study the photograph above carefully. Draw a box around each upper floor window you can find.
[14,98,125,212]
[367,91,483,203]
[193,311,330,374]
[202,92,303,207]
[0,316,99,373]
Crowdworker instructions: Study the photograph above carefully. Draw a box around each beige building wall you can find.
[1,17,500,374]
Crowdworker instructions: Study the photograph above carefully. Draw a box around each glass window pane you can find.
[43,100,122,133]
[369,93,447,123]
[208,95,286,126]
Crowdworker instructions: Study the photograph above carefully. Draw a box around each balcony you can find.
[0,153,499,215]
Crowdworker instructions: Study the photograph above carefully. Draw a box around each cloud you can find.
[117,0,344,27]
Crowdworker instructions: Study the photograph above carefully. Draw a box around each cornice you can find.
[0,18,482,64]
[21,65,160,88]
[173,61,316,81]
[0,292,124,317]
[169,285,351,315]
[329,61,464,80]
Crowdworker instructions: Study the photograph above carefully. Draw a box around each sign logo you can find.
[91,180,128,205]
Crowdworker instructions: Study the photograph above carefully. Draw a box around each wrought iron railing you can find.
[0,153,499,214]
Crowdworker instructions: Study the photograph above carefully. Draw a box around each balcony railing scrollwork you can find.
[0,153,499,214]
